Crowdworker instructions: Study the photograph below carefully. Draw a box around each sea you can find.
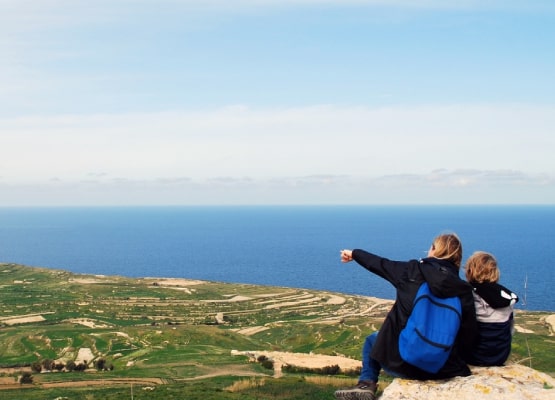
[0,205,553,312]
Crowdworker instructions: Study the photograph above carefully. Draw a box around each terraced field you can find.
[0,263,553,399]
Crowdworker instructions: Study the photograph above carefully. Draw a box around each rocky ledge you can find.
[381,364,554,400]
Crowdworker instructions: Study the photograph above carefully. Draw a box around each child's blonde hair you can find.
[465,251,500,283]
[432,233,463,268]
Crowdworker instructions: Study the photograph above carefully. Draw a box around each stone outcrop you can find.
[380,364,554,400]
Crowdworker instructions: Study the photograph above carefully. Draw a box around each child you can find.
[464,251,519,366]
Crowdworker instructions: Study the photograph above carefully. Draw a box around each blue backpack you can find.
[399,281,462,373]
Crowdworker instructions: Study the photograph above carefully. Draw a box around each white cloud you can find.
[1,168,553,206]
[1,104,553,190]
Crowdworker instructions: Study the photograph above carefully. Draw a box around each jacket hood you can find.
[472,281,519,308]
[419,257,472,298]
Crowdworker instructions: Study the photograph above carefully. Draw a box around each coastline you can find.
[1,264,554,388]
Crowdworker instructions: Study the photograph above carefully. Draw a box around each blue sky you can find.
[1,0,554,206]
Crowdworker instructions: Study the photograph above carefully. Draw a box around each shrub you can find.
[261,359,274,370]
[74,363,88,372]
[66,360,76,371]
[31,361,42,373]
[282,363,342,375]
[42,358,54,371]
[20,372,33,384]
[256,355,274,370]
[94,358,107,371]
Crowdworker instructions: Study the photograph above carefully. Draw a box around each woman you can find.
[335,233,477,400]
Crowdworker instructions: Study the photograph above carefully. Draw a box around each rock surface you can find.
[380,364,554,400]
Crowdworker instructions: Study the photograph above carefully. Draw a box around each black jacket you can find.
[465,282,518,366]
[352,249,478,380]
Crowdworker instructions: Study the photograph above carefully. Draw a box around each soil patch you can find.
[545,314,555,335]
[75,348,95,365]
[232,350,360,378]
[1,315,46,325]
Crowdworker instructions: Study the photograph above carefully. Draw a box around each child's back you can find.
[465,252,518,366]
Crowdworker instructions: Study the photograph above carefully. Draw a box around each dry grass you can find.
[224,377,267,392]
[304,375,357,387]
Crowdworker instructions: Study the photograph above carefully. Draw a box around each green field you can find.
[0,263,553,399]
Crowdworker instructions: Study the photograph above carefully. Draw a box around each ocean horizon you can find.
[0,205,553,312]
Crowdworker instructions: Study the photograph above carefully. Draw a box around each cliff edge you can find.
[381,364,554,400]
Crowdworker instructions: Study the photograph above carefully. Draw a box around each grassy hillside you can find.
[0,263,553,399]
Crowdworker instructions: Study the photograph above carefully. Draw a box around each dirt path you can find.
[0,377,166,391]
[41,377,165,388]
[176,364,267,381]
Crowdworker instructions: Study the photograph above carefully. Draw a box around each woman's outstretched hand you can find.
[340,249,353,263]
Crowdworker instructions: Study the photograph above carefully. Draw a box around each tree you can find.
[31,361,42,373]
[42,358,54,371]
[94,358,107,371]
[74,362,87,371]
[66,360,76,372]
[20,372,33,384]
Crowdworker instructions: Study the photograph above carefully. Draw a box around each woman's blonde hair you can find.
[432,233,463,268]
[464,251,500,283]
